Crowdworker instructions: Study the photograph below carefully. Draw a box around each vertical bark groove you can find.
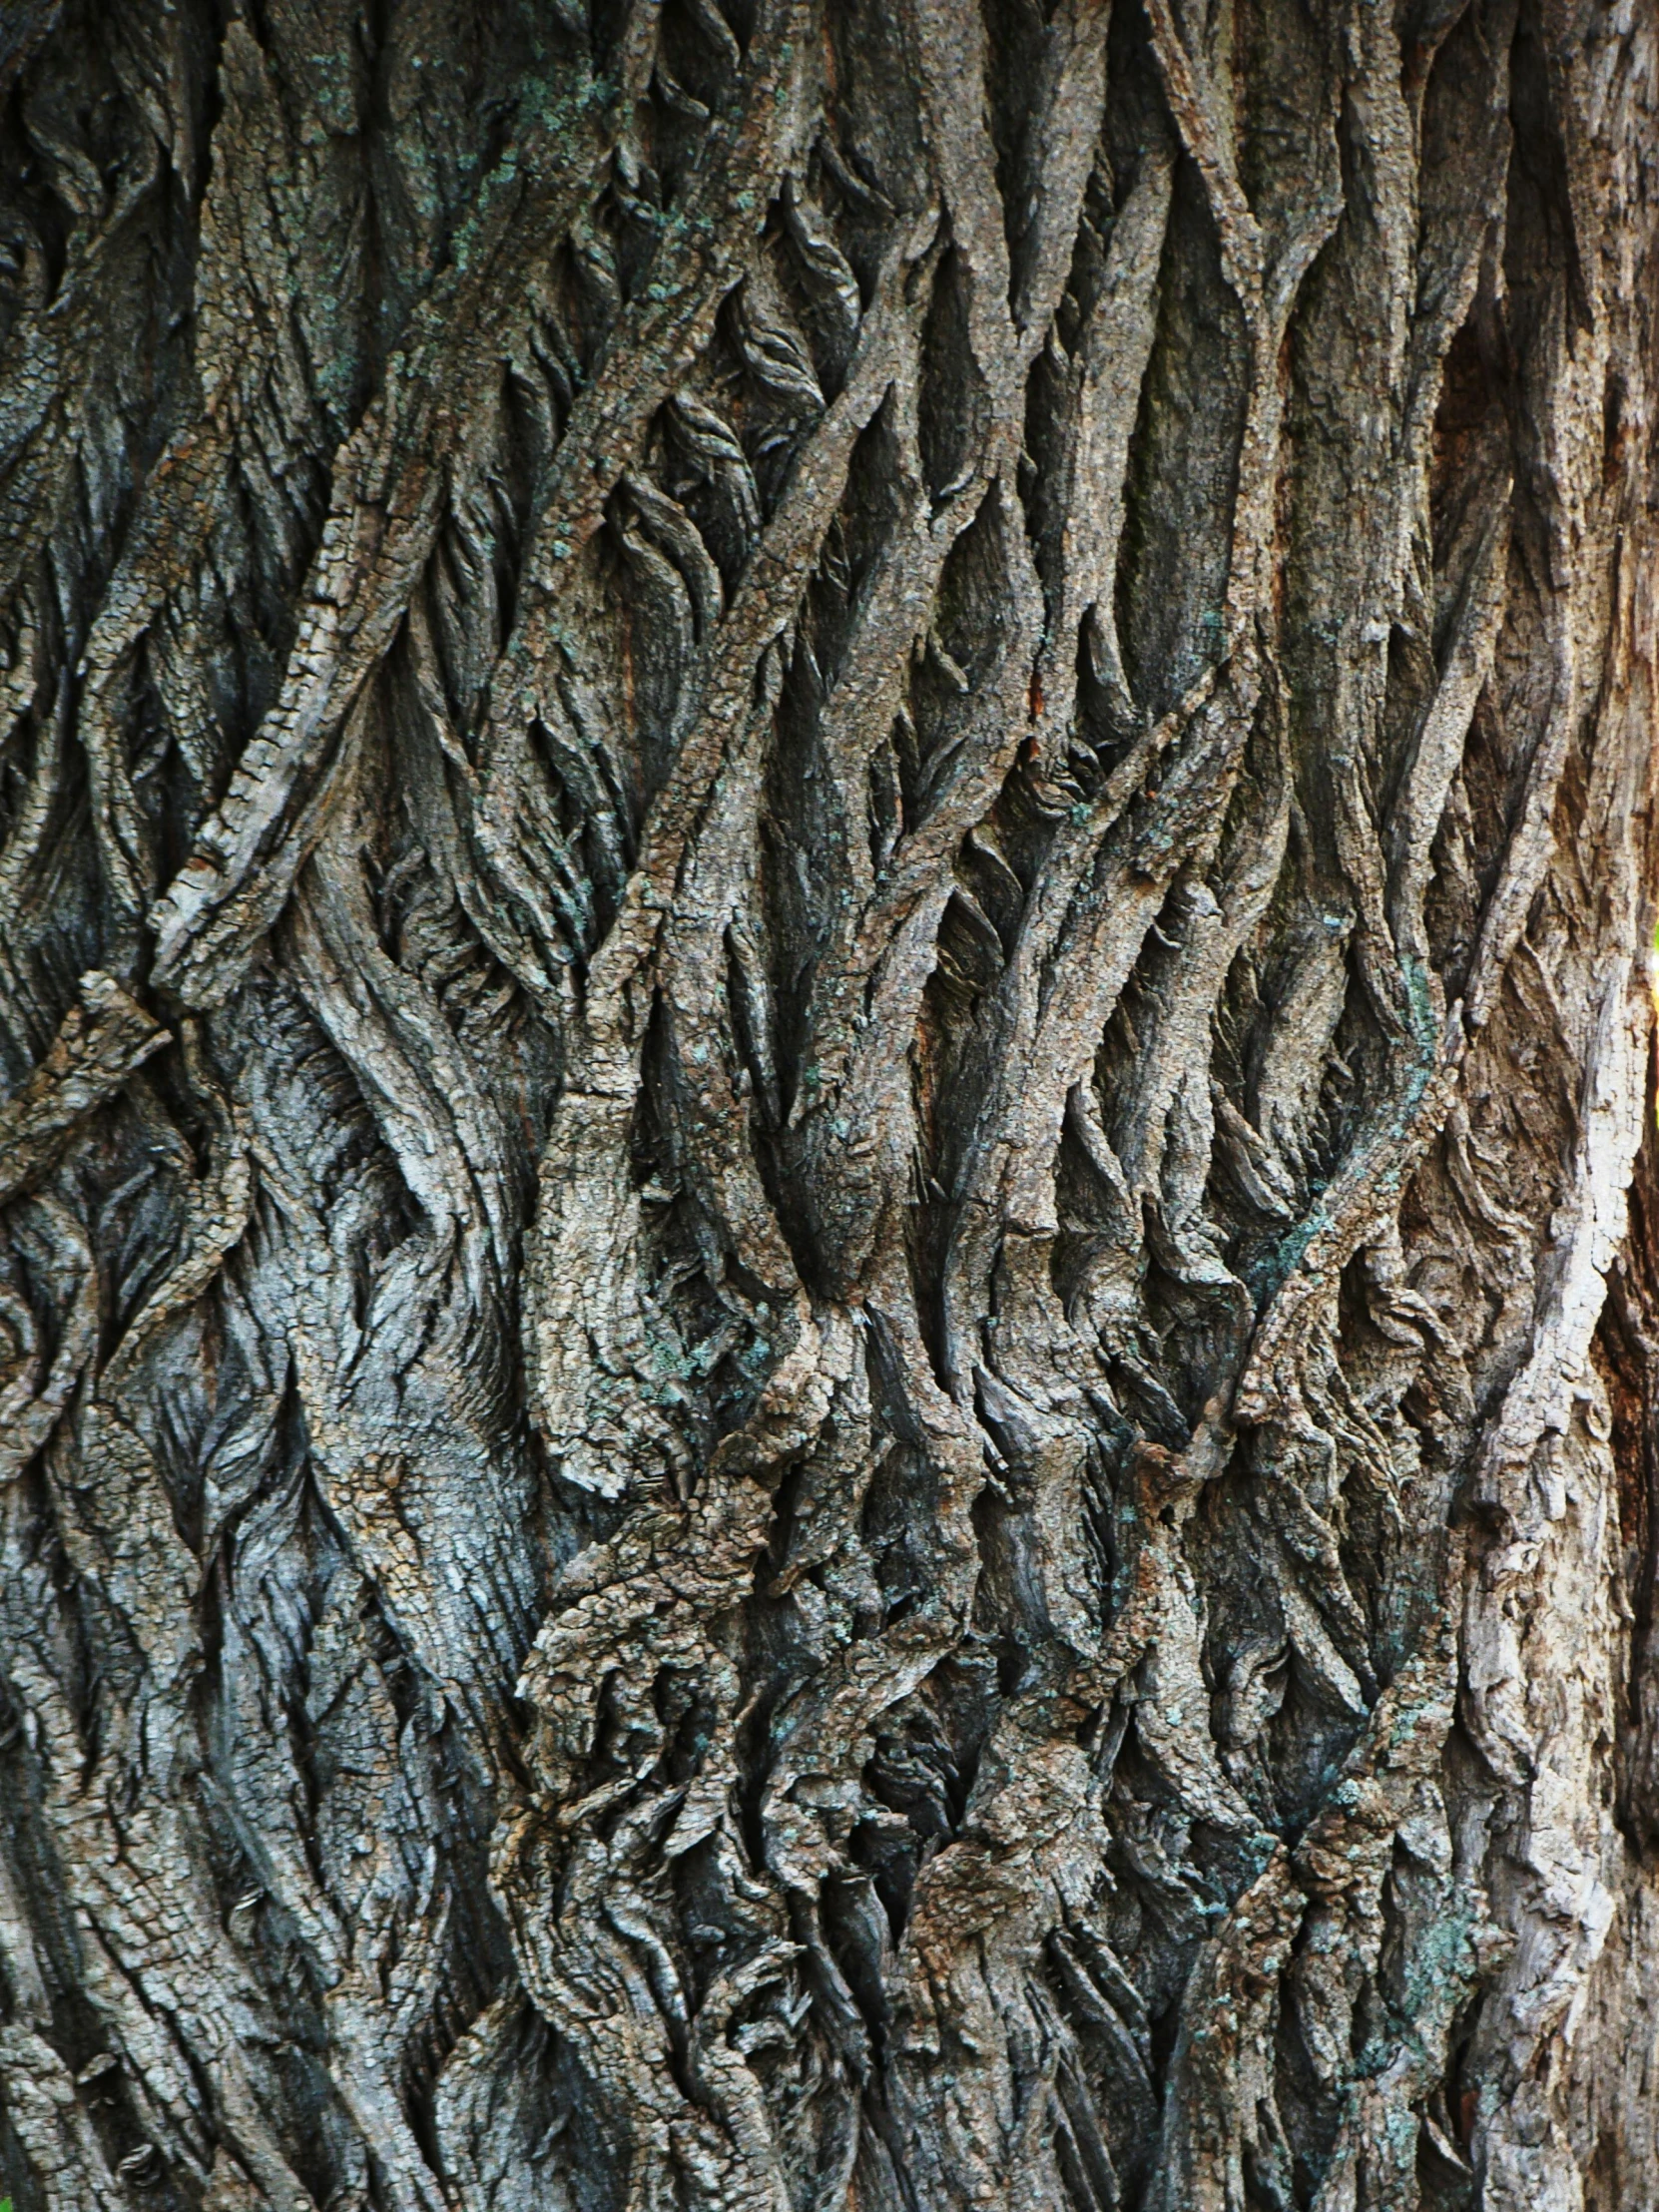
[1,3,1657,2208]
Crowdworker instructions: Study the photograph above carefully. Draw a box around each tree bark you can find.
[1,2,1657,2207]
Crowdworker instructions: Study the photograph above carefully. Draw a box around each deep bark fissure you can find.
[1,2,1657,2209]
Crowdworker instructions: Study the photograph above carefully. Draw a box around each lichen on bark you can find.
[1,2,1658,2208]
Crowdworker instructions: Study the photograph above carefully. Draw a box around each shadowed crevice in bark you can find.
[1,2,1657,2208]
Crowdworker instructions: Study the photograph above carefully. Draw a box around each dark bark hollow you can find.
[1,2,1656,2207]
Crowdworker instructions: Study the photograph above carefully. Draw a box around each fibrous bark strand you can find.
[1,3,1657,2209]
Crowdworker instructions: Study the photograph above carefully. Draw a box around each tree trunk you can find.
[2,2,1657,2207]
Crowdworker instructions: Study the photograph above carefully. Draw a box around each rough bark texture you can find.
[2,2,1658,2207]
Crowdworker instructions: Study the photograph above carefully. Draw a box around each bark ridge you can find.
[1,3,1658,2209]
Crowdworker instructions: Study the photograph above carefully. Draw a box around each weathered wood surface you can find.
[1,3,1657,2207]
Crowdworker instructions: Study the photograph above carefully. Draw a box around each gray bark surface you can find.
[1,2,1657,2207]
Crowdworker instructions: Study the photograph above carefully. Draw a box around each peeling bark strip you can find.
[0,3,1657,2209]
